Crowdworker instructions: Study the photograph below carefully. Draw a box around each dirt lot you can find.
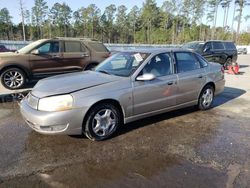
[0,55,250,188]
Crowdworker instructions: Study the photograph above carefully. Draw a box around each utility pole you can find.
[19,0,26,41]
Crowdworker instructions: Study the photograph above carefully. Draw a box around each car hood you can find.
[0,52,17,57]
[32,71,122,98]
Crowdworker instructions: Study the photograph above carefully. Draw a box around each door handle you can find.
[52,55,61,59]
[167,81,174,85]
[82,54,89,57]
[198,75,203,78]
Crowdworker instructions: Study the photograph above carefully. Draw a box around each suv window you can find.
[175,52,201,73]
[203,42,212,52]
[212,42,224,50]
[65,41,85,52]
[38,42,59,53]
[142,53,172,77]
[224,42,236,50]
[88,42,109,52]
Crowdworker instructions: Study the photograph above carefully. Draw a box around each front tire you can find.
[84,103,121,141]
[198,85,214,110]
[1,68,26,90]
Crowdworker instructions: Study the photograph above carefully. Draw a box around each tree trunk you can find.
[236,0,243,43]
[212,2,219,39]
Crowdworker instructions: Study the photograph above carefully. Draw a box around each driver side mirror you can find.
[31,49,39,55]
[136,73,156,81]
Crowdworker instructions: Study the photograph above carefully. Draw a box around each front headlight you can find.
[38,95,73,112]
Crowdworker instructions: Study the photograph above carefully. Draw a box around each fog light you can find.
[40,124,68,132]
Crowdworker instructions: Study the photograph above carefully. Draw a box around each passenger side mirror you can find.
[203,46,210,53]
[136,73,156,81]
[31,49,39,55]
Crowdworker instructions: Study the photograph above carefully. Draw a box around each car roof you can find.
[117,48,194,54]
[53,37,99,42]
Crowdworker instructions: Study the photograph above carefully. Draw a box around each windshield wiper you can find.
[98,70,111,75]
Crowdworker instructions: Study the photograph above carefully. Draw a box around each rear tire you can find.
[224,58,232,70]
[84,103,121,141]
[1,68,26,90]
[198,85,214,110]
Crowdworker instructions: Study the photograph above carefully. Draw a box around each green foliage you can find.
[0,0,249,44]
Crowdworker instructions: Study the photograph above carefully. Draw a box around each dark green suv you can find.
[182,40,238,67]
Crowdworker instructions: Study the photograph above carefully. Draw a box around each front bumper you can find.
[20,98,84,135]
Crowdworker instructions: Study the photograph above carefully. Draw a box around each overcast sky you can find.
[0,0,249,31]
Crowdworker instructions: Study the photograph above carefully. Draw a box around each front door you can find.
[132,53,177,115]
[29,40,64,77]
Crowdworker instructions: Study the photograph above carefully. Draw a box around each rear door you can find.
[174,51,206,105]
[62,40,90,71]
[132,53,177,115]
[29,40,64,76]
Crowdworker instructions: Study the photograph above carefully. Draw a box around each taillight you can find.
[103,53,111,58]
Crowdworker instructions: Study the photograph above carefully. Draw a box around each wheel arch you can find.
[82,98,125,128]
[0,64,30,78]
[198,82,215,101]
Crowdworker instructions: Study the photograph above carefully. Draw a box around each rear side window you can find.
[64,41,85,52]
[175,52,201,73]
[212,42,224,50]
[224,42,236,50]
[195,53,208,67]
[88,42,109,52]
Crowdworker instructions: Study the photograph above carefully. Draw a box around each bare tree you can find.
[18,0,26,41]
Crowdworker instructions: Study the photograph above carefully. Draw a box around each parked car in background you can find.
[237,47,247,55]
[0,37,110,90]
[20,49,225,141]
[0,45,16,53]
[182,40,237,68]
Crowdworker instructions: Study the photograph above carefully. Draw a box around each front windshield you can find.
[17,40,45,54]
[95,52,150,77]
[182,42,203,50]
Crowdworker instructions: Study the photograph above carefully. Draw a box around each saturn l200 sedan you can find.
[20,49,225,141]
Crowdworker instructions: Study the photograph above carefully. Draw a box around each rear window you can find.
[224,42,236,50]
[175,52,201,73]
[212,42,224,50]
[88,42,109,52]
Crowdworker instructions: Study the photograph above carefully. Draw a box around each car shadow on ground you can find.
[212,86,246,108]
[239,65,249,69]
[73,87,246,140]
[114,86,246,140]
[1,85,244,140]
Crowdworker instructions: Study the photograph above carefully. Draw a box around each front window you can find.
[212,42,224,50]
[140,53,172,77]
[95,52,149,77]
[37,42,59,53]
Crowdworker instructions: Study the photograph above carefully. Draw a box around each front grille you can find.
[27,93,39,110]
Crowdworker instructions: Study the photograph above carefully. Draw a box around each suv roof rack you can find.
[53,37,98,41]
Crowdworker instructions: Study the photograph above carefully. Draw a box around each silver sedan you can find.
[20,49,225,141]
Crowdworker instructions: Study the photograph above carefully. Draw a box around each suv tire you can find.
[1,68,26,90]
